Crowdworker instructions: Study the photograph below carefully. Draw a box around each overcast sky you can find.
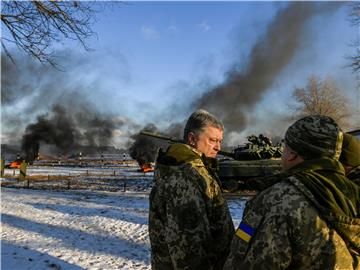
[1,1,359,148]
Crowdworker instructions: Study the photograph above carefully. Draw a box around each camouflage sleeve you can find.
[224,184,294,269]
[245,175,280,191]
[163,169,215,270]
[245,173,287,191]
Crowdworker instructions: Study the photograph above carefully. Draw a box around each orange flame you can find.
[9,160,21,169]
[140,163,154,173]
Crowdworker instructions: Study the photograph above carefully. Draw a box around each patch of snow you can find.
[1,186,246,269]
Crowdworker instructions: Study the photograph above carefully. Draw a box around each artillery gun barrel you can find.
[218,150,235,158]
[139,131,182,143]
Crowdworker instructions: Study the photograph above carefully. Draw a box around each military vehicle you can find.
[139,131,283,192]
[217,134,283,192]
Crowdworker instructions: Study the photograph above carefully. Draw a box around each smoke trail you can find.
[195,2,342,133]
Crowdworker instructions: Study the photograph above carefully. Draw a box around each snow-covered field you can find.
[1,188,151,270]
[1,165,247,270]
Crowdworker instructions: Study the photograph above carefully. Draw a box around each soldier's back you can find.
[224,180,357,269]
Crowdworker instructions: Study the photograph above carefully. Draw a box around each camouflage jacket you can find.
[243,172,287,192]
[224,158,360,270]
[149,143,234,270]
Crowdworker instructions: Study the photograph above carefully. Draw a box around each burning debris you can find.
[139,163,154,173]
[7,160,22,169]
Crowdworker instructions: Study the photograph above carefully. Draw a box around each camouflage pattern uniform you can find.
[224,159,360,270]
[149,143,234,270]
[242,172,285,192]
[224,116,360,270]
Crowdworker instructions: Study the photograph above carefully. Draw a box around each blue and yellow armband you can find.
[235,222,254,243]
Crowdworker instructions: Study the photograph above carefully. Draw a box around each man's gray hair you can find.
[183,109,224,142]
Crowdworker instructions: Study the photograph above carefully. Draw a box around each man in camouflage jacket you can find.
[224,115,360,270]
[149,110,234,270]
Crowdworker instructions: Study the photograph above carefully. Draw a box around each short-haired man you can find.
[149,109,234,270]
[224,115,360,269]
[340,133,360,186]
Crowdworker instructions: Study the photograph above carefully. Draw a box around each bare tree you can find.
[290,75,351,128]
[348,2,360,73]
[1,1,97,66]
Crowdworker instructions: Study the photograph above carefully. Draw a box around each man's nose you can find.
[214,142,221,151]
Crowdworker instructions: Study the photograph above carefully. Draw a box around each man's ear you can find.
[188,132,197,147]
[287,151,298,161]
[283,147,298,163]
[343,164,353,175]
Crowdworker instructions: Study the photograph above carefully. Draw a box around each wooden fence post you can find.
[0,158,4,177]
[19,161,27,181]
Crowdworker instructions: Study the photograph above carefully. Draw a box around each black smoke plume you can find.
[128,2,343,161]
[21,104,116,163]
[195,2,342,133]
[1,51,131,162]
[129,124,160,166]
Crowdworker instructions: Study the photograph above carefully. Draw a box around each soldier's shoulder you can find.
[154,160,206,188]
[246,177,309,215]
[260,178,302,199]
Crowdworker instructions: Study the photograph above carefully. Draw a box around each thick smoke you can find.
[128,2,343,162]
[21,103,117,162]
[1,52,129,162]
[1,53,62,131]
[1,52,72,106]
[2,2,344,165]
[21,105,76,162]
[129,124,160,166]
[195,2,342,133]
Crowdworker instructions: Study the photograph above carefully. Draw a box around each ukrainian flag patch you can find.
[235,222,254,243]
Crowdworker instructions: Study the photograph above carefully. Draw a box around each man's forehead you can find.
[202,126,223,136]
